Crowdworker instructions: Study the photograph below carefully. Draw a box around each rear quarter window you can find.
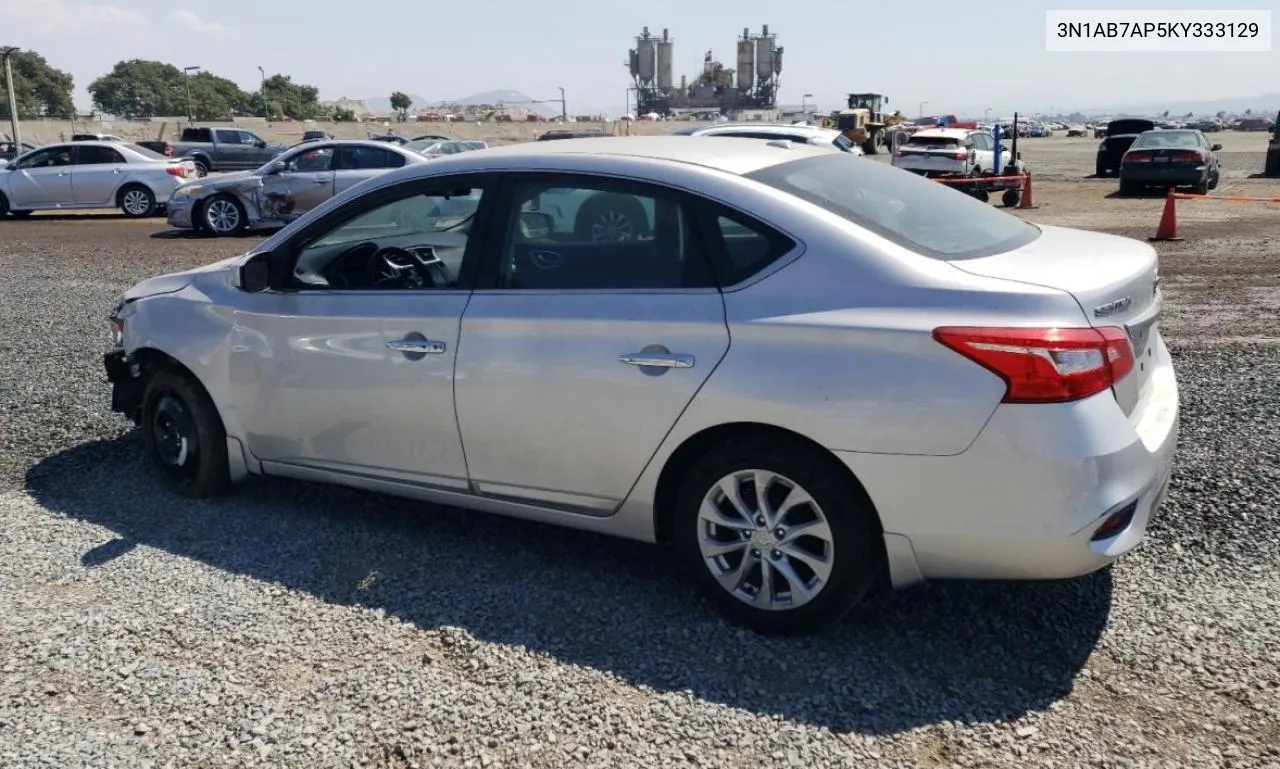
[746,154,1039,260]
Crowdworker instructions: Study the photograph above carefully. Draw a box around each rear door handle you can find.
[619,352,694,368]
[387,339,446,354]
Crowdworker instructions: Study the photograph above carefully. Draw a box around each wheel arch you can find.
[652,421,884,545]
[114,180,156,207]
[128,345,251,481]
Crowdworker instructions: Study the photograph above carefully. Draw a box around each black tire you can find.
[1191,179,1209,195]
[140,367,230,498]
[573,193,650,241]
[192,158,210,178]
[672,435,886,636]
[887,129,907,153]
[1001,188,1020,207]
[0,192,8,217]
[201,194,247,236]
[969,188,990,203]
[1095,161,1109,178]
[1207,171,1219,191]
[1118,180,1140,196]
[117,184,156,218]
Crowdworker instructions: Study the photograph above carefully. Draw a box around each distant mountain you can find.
[1084,93,1280,118]
[361,89,559,118]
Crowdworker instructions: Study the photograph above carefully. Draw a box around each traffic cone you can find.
[1018,170,1038,209]
[1149,190,1182,241]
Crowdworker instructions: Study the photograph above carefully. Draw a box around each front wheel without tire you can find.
[140,368,231,498]
[672,438,886,636]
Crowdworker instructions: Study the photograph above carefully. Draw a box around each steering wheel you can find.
[367,246,454,289]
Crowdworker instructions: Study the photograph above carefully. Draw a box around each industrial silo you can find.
[773,46,783,75]
[656,29,674,91]
[637,29,656,85]
[755,26,775,81]
[736,29,754,92]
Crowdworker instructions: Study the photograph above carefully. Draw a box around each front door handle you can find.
[619,352,694,368]
[387,339,446,354]
[314,178,329,184]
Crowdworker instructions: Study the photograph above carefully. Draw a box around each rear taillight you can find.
[953,152,966,160]
[1123,152,1152,164]
[1170,150,1204,163]
[932,326,1135,403]
[895,150,903,157]
[166,165,187,178]
[164,146,174,156]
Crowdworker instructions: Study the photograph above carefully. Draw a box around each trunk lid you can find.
[948,224,1160,417]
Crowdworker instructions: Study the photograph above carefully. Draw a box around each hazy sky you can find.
[4,0,1277,115]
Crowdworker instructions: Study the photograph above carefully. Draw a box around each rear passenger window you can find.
[496,177,716,290]
[708,211,796,286]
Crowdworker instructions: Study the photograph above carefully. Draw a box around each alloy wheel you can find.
[121,189,152,216]
[697,469,835,611]
[206,199,241,234]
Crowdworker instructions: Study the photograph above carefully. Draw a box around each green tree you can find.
[186,71,252,120]
[331,107,356,122]
[390,91,412,122]
[254,74,322,120]
[0,49,75,119]
[89,59,188,117]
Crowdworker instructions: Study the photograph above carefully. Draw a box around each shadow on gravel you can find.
[26,435,1111,736]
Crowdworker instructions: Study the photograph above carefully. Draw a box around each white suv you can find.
[891,128,1004,178]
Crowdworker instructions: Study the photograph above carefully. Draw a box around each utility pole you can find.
[918,100,928,119]
[559,86,566,122]
[258,66,266,118]
[1,47,20,146]
[183,65,200,122]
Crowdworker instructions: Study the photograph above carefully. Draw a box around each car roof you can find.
[910,128,975,139]
[677,122,836,136]
[438,135,832,175]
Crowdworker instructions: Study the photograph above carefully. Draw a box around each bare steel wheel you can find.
[673,435,886,636]
[697,469,834,611]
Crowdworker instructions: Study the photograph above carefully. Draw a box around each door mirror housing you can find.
[3,161,14,171]
[239,252,273,293]
[265,160,287,175]
[1211,143,1222,151]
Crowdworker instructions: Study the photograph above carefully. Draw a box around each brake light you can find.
[164,146,174,157]
[166,165,188,178]
[1123,152,1152,163]
[1169,150,1203,163]
[953,152,966,160]
[932,326,1134,403]
[895,150,903,157]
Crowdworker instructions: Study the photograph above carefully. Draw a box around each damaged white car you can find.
[165,140,429,236]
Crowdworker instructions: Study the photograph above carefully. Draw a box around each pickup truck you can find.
[167,127,287,177]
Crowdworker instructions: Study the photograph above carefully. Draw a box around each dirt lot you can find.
[0,132,1277,768]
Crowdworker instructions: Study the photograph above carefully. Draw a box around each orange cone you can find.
[1149,190,1182,241]
[1017,170,1038,209]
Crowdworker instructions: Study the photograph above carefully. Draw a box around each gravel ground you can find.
[1,137,1279,768]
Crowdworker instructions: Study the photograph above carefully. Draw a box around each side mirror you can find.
[255,139,267,148]
[4,161,14,171]
[239,252,272,293]
[1211,143,1222,151]
[265,160,287,175]
[519,211,555,236]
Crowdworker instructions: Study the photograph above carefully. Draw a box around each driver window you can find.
[286,147,334,173]
[288,184,486,291]
[19,147,72,169]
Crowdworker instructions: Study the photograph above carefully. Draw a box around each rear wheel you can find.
[192,159,209,178]
[140,368,230,498]
[672,436,885,636]
[1118,180,1139,196]
[1095,160,1109,178]
[1191,179,1209,195]
[118,185,156,218]
[0,192,9,217]
[1001,188,1020,207]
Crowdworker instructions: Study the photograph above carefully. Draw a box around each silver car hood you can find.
[120,255,243,302]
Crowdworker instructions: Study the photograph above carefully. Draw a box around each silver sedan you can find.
[105,137,1178,635]
[165,140,429,236]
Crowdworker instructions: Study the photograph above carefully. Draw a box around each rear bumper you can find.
[839,344,1179,584]
[894,163,968,178]
[1120,167,1209,185]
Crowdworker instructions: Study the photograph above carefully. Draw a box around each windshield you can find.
[746,154,1039,260]
[308,190,483,249]
[1130,131,1201,150]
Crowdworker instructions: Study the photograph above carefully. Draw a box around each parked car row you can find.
[1094,119,1223,194]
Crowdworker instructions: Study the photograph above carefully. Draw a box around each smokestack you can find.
[763,24,769,36]
[663,28,668,41]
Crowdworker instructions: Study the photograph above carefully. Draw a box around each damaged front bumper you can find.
[104,350,144,423]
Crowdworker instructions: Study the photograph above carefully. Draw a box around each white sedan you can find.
[0,141,196,218]
[104,137,1178,635]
